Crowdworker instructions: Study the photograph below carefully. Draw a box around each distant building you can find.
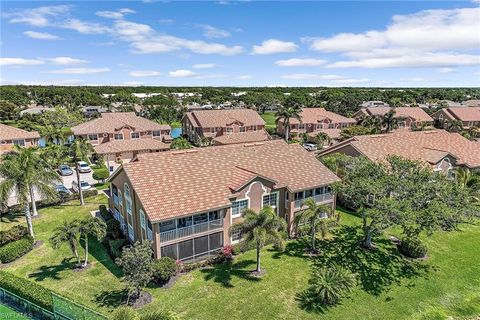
[20,106,55,116]
[353,107,433,129]
[317,130,480,174]
[182,109,267,146]
[462,100,480,108]
[0,124,40,155]
[81,106,109,117]
[360,101,390,108]
[431,107,480,130]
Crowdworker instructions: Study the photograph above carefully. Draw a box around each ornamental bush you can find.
[140,310,180,320]
[106,219,122,240]
[108,238,127,259]
[307,264,356,306]
[93,168,109,183]
[152,257,177,285]
[0,225,28,247]
[0,270,53,311]
[110,306,140,320]
[398,237,427,259]
[0,236,34,263]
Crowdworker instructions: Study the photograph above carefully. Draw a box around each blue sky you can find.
[1,1,479,87]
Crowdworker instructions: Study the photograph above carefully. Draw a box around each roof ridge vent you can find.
[244,142,264,147]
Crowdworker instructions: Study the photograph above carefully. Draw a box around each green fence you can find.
[0,287,107,320]
[52,293,106,320]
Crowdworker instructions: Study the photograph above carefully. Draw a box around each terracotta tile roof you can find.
[307,129,342,140]
[71,112,171,135]
[185,109,265,128]
[441,107,480,122]
[212,130,270,145]
[356,107,433,122]
[0,124,40,140]
[320,130,480,169]
[118,140,340,222]
[284,108,356,125]
[94,138,170,155]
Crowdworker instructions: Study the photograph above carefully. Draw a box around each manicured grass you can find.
[1,201,479,320]
[0,302,31,319]
[260,112,276,129]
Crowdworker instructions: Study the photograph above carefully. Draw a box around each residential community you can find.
[0,1,479,320]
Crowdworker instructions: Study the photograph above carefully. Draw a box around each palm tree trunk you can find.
[83,236,89,268]
[76,163,84,206]
[29,185,38,217]
[311,220,316,252]
[256,243,261,272]
[285,120,290,142]
[24,203,35,241]
[72,245,81,266]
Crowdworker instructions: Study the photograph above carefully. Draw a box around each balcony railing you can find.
[113,194,119,206]
[294,193,333,209]
[160,219,223,243]
[147,227,153,241]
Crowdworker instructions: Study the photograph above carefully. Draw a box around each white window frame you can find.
[262,191,279,210]
[131,132,140,139]
[226,127,233,135]
[153,131,161,138]
[239,126,246,133]
[87,134,98,142]
[12,139,26,147]
[231,198,249,218]
[114,133,124,140]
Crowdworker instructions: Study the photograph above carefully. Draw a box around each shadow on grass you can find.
[28,258,75,281]
[80,237,123,278]
[0,214,23,224]
[94,288,128,308]
[200,259,262,288]
[295,287,331,314]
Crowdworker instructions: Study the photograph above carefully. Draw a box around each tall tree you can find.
[275,104,302,142]
[446,119,463,132]
[0,147,60,240]
[70,138,93,206]
[229,206,286,273]
[382,109,398,133]
[294,198,334,253]
[50,220,82,266]
[79,217,106,268]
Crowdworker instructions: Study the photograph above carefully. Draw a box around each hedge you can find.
[0,236,34,263]
[152,257,176,285]
[0,270,53,311]
[398,237,427,259]
[0,225,28,247]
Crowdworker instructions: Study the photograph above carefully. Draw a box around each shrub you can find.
[106,219,122,240]
[307,265,356,306]
[0,271,53,310]
[110,306,140,320]
[265,126,276,136]
[93,168,109,183]
[398,237,427,258]
[0,236,34,263]
[108,238,127,259]
[99,205,112,222]
[216,245,234,262]
[0,225,28,247]
[140,310,179,320]
[152,257,177,285]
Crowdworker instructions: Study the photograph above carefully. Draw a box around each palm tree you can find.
[382,109,398,133]
[454,167,480,189]
[294,198,334,253]
[229,206,286,273]
[314,132,331,148]
[275,104,302,142]
[361,116,382,134]
[79,217,106,268]
[308,265,356,305]
[41,125,65,145]
[446,119,463,133]
[50,220,82,266]
[70,138,93,206]
[0,147,60,240]
[40,144,69,169]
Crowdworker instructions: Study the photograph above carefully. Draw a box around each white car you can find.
[303,143,318,152]
[72,180,92,192]
[77,161,91,173]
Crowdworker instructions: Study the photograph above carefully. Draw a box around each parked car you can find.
[58,164,73,176]
[56,184,72,195]
[76,161,91,173]
[303,143,318,152]
[72,180,92,192]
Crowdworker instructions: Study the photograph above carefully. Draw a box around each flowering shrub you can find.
[175,259,184,273]
[219,245,234,261]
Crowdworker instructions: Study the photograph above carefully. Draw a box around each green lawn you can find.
[260,112,276,129]
[1,199,479,320]
[0,302,31,319]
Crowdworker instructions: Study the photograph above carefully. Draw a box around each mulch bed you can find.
[72,263,93,272]
[130,291,152,309]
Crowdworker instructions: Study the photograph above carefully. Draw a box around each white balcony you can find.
[294,193,333,209]
[160,219,223,243]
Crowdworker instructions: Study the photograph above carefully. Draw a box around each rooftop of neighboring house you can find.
[318,130,480,169]
[278,108,356,125]
[433,107,480,122]
[307,128,342,140]
[112,140,340,222]
[94,138,170,155]
[0,123,40,141]
[354,107,433,122]
[212,129,270,145]
[462,100,480,107]
[71,112,171,135]
[184,109,265,128]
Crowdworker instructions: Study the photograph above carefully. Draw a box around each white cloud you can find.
[96,8,135,19]
[280,73,344,80]
[332,78,370,84]
[400,77,427,82]
[0,58,44,66]
[197,24,230,38]
[61,19,111,34]
[129,70,161,77]
[47,67,110,74]
[168,69,197,78]
[437,67,456,73]
[6,5,69,27]
[275,58,327,67]
[23,31,62,40]
[236,75,253,80]
[47,57,88,65]
[306,7,480,69]
[192,63,216,69]
[252,39,298,55]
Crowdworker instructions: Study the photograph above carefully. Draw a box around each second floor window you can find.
[262,192,278,208]
[299,124,305,130]
[115,133,123,140]
[131,132,140,139]
[88,134,98,141]
[153,131,161,138]
[239,126,245,132]
[226,127,233,134]
[12,139,25,147]
[231,199,248,217]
